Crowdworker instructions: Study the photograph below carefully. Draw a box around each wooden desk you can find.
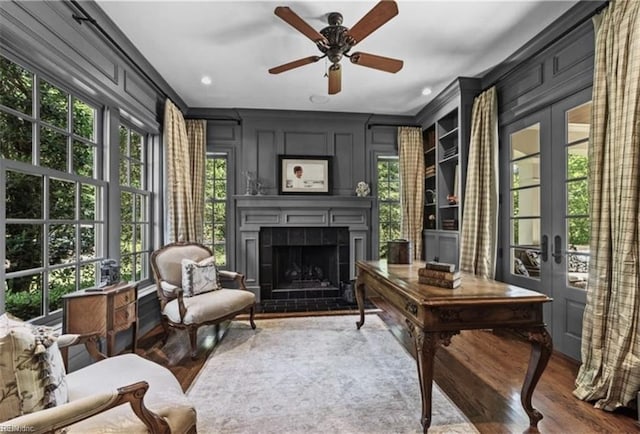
[62,282,138,364]
[354,260,552,433]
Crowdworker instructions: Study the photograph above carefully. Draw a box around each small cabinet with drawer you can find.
[62,282,138,358]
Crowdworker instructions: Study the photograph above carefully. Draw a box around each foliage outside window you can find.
[377,157,401,258]
[204,154,227,266]
[1,55,104,321]
[119,125,151,281]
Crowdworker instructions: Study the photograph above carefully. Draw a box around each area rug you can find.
[187,314,478,434]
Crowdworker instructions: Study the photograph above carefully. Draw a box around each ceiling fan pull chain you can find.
[323,57,328,78]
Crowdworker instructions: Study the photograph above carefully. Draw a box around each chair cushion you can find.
[65,354,196,433]
[162,289,255,325]
[181,257,220,296]
[0,313,68,422]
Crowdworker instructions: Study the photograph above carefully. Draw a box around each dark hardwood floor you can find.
[138,299,639,434]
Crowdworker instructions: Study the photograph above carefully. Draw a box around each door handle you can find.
[541,235,549,262]
[552,235,562,264]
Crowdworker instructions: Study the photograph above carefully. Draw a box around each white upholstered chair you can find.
[150,241,256,358]
[0,332,196,434]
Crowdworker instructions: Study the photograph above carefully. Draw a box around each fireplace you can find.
[260,227,349,300]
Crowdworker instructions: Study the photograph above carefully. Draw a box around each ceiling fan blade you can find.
[350,52,403,73]
[328,64,342,95]
[275,6,328,45]
[269,56,321,74]
[345,0,398,45]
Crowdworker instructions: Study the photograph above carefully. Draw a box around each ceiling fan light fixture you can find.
[201,76,212,85]
[310,95,330,104]
[421,87,432,96]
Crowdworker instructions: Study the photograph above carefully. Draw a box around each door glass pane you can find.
[512,187,540,217]
[510,123,539,159]
[567,102,591,142]
[512,155,540,188]
[565,101,592,290]
[510,123,541,280]
[567,142,588,180]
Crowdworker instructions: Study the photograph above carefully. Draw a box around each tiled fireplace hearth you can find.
[235,196,373,302]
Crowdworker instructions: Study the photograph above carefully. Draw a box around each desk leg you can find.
[355,276,366,330]
[406,322,451,433]
[521,326,552,428]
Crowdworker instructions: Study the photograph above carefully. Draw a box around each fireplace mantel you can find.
[234,195,373,301]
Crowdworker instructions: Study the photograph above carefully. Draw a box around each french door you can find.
[501,87,592,360]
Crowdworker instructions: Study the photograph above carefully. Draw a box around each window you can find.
[119,124,151,282]
[1,55,104,321]
[377,156,401,258]
[204,154,228,266]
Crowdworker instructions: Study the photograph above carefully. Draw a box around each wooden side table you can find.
[62,282,138,366]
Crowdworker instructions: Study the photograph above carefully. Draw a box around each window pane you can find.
[213,245,226,266]
[130,131,142,160]
[567,253,589,289]
[567,142,588,180]
[49,224,75,265]
[5,274,43,319]
[0,111,32,162]
[73,98,95,140]
[50,178,75,220]
[121,191,133,222]
[0,56,33,115]
[73,140,95,177]
[134,194,145,222]
[40,80,68,129]
[214,180,226,200]
[80,262,98,289]
[80,224,96,258]
[120,255,132,282]
[130,161,141,188]
[119,158,128,185]
[510,123,539,159]
[511,248,540,279]
[80,183,97,220]
[121,224,133,254]
[378,182,390,200]
[49,266,76,312]
[7,171,42,218]
[213,224,226,243]
[6,224,43,271]
[40,126,68,172]
[213,202,226,221]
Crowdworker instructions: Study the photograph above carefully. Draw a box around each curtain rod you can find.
[186,117,242,125]
[367,123,420,130]
[484,0,609,91]
[69,0,171,103]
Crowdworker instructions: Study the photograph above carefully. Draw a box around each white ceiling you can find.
[96,0,579,116]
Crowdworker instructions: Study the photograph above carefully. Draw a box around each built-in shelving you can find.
[418,77,482,268]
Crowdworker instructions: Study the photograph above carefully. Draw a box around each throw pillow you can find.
[181,256,220,297]
[0,313,68,422]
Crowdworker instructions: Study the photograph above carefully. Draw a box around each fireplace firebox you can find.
[259,227,349,300]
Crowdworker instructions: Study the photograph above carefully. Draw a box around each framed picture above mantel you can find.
[278,155,332,195]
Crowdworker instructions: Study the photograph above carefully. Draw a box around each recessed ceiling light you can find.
[309,95,329,104]
[201,76,212,85]
[421,87,432,96]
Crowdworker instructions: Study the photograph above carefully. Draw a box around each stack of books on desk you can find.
[418,261,461,288]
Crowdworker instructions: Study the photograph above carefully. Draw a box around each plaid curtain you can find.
[573,0,640,410]
[398,127,424,260]
[459,87,499,278]
[186,119,206,243]
[164,100,204,242]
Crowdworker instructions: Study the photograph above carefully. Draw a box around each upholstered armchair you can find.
[0,318,196,434]
[150,241,256,358]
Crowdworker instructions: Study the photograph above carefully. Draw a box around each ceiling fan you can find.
[268,0,403,95]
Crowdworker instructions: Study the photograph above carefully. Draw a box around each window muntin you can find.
[2,55,104,322]
[377,156,401,258]
[119,124,150,282]
[205,154,228,266]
